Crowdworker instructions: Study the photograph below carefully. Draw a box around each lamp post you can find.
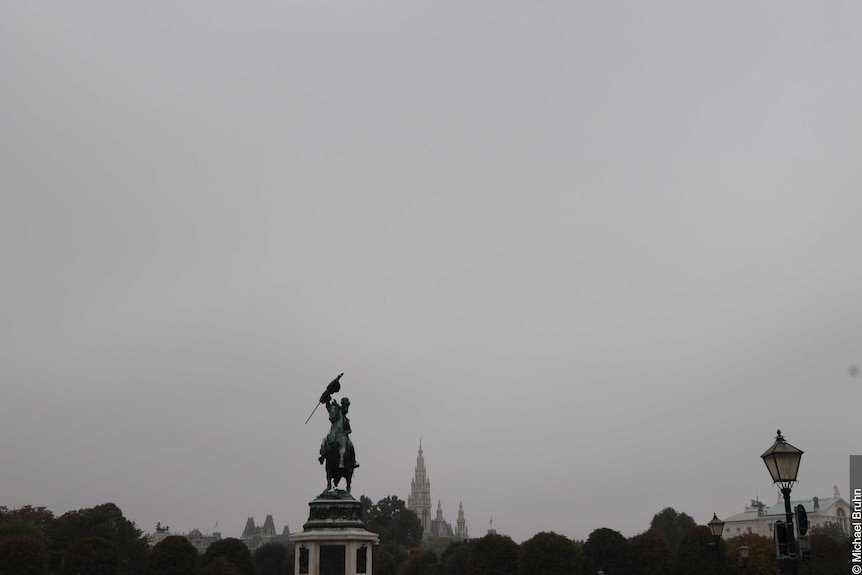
[708,513,725,573]
[760,429,803,575]
[738,545,750,575]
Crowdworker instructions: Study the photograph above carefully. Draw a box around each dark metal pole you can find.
[782,487,799,575]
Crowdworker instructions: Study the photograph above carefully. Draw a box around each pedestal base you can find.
[290,492,379,575]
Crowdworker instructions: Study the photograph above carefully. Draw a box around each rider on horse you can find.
[318,397,358,469]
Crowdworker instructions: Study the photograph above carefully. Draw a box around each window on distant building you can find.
[837,508,847,533]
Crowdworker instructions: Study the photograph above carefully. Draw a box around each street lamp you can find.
[738,545,750,575]
[708,513,726,538]
[761,429,803,575]
[708,513,725,572]
[760,430,803,489]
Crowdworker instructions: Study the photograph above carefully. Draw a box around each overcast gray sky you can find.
[2,1,861,544]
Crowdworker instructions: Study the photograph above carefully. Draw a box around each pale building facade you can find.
[241,514,291,550]
[720,485,850,539]
[148,515,290,553]
[186,528,223,553]
[147,526,222,553]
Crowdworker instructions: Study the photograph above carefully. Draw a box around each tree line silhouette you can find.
[0,500,850,574]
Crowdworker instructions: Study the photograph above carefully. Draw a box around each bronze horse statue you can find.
[322,440,356,494]
[312,373,359,495]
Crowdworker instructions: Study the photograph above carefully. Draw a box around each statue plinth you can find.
[303,492,367,531]
[291,492,379,575]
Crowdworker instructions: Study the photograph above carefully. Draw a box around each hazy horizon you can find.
[2,1,861,544]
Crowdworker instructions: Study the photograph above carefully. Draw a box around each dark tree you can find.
[648,507,696,559]
[372,541,408,575]
[583,528,630,575]
[0,506,54,531]
[518,531,582,575]
[810,521,850,543]
[145,535,199,575]
[362,495,423,549]
[253,542,290,575]
[0,521,48,550]
[199,555,241,575]
[0,535,49,575]
[627,530,672,575]
[400,547,440,575]
[465,533,518,575]
[420,535,454,558]
[722,534,779,575]
[0,505,54,555]
[440,541,471,575]
[284,544,295,574]
[200,538,255,575]
[807,532,850,575]
[48,503,149,575]
[676,525,722,575]
[60,536,121,575]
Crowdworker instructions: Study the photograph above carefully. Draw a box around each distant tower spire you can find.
[456,500,468,539]
[408,440,432,534]
[242,517,256,538]
[262,514,276,537]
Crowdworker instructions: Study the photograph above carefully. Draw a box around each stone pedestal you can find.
[290,492,379,575]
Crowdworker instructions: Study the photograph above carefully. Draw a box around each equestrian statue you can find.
[306,373,359,495]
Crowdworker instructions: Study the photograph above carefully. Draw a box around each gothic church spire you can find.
[408,440,432,534]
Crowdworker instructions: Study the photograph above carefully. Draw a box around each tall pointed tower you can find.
[456,501,468,539]
[407,441,432,534]
[262,514,276,537]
